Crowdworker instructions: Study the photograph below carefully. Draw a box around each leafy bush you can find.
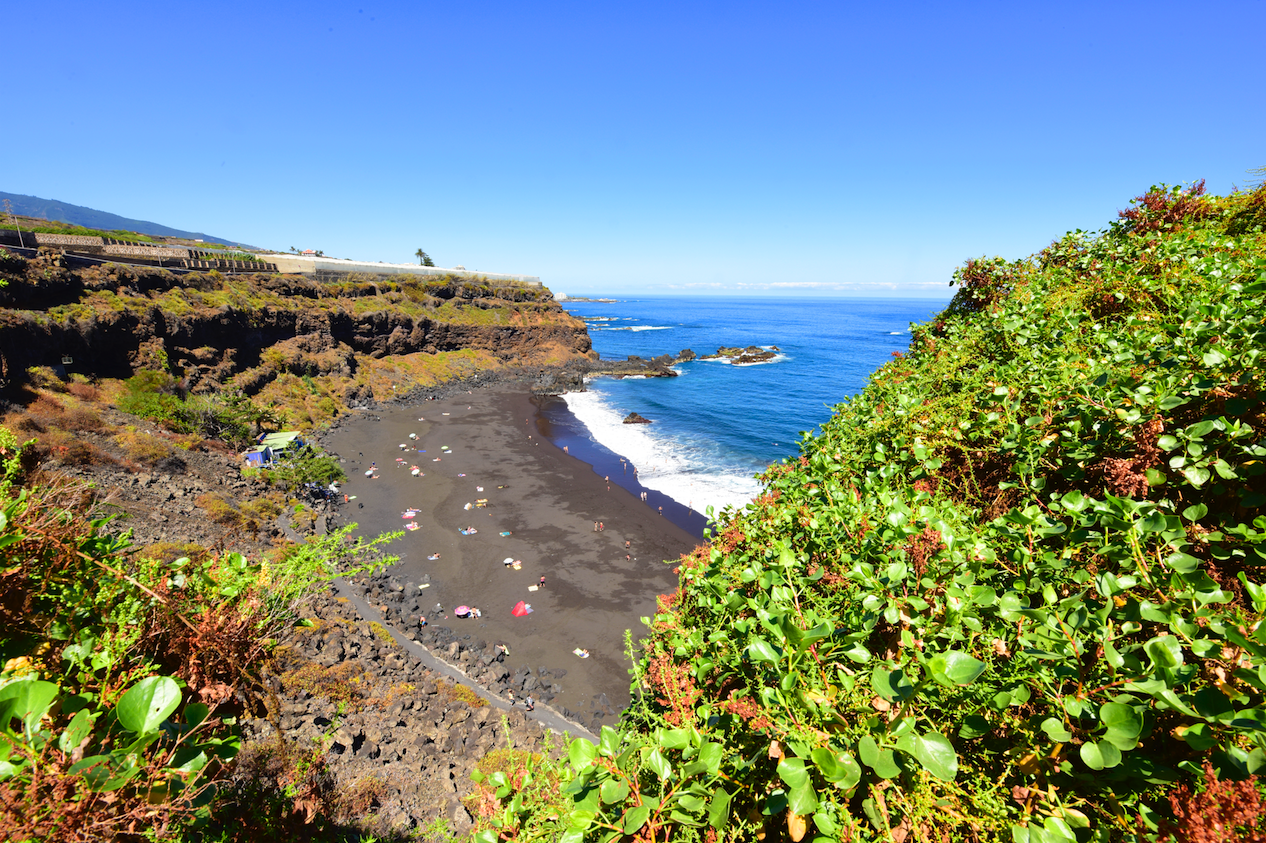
[116,372,265,449]
[263,445,347,492]
[0,429,400,839]
[473,184,1266,842]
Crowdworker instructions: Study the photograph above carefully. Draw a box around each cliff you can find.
[0,254,593,424]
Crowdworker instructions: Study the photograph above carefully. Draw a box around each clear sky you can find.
[5,1,1262,298]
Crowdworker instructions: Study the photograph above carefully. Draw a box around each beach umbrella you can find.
[455,605,471,616]
[503,557,515,566]
[511,601,529,617]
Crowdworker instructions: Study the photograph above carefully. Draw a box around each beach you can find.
[321,386,701,720]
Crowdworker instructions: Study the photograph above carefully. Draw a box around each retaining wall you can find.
[102,243,190,259]
[32,232,105,247]
[263,254,542,286]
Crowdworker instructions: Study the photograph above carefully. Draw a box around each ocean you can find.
[540,295,948,528]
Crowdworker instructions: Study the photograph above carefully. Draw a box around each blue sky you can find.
[6,1,1262,297]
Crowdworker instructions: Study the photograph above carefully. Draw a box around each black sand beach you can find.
[321,387,701,717]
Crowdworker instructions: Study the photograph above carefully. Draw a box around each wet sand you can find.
[321,387,701,716]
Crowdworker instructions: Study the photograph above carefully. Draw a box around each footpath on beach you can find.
[319,385,702,737]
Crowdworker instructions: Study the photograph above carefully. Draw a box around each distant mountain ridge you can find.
[0,191,250,248]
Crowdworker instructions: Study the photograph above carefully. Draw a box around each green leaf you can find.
[811,747,861,788]
[870,667,914,702]
[708,789,732,830]
[1182,466,1211,488]
[0,680,60,741]
[912,732,958,781]
[1079,741,1122,770]
[569,738,597,771]
[646,747,672,781]
[777,756,810,790]
[1100,702,1143,750]
[1060,490,1087,512]
[115,676,180,735]
[858,735,901,778]
[1040,717,1072,743]
[182,702,210,733]
[598,725,620,757]
[58,709,94,754]
[624,805,652,834]
[658,727,691,749]
[927,651,987,687]
[959,715,991,739]
[600,778,630,804]
[777,757,820,814]
[747,637,780,664]
[1240,574,1266,613]
[1183,503,1209,522]
[1144,635,1184,670]
[844,643,872,663]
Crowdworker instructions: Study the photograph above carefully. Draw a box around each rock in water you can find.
[622,412,652,424]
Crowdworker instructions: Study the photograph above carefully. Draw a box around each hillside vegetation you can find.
[470,181,1266,842]
[0,260,591,428]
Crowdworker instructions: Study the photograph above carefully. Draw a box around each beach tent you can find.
[242,445,273,467]
[258,431,305,455]
[511,601,530,617]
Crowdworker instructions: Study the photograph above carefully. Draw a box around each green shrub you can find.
[264,446,347,492]
[473,184,1266,841]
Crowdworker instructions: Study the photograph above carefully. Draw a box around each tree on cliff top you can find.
[415,248,435,267]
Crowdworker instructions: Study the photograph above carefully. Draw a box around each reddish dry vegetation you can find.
[1119,179,1211,234]
[1155,761,1266,843]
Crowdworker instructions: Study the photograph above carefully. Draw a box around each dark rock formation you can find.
[622,412,652,424]
[701,345,777,365]
[0,258,594,400]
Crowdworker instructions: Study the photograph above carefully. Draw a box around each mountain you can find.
[0,190,249,247]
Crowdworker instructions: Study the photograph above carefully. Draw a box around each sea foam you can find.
[562,390,761,518]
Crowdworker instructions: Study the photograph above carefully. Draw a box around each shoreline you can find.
[320,385,701,732]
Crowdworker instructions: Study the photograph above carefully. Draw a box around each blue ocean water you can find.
[549,296,948,520]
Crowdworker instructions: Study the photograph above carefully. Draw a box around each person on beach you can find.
[625,540,630,548]
[539,576,546,588]
[658,506,663,516]
[598,522,604,531]
[593,522,598,532]
[525,696,535,711]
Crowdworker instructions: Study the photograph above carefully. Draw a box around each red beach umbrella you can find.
[511,601,529,617]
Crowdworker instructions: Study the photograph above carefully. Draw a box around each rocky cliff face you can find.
[0,255,594,417]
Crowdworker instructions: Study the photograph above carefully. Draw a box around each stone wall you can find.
[31,232,105,247]
[102,243,190,259]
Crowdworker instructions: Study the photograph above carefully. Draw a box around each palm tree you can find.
[415,249,435,267]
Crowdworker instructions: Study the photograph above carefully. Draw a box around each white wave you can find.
[888,331,904,335]
[562,391,761,516]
